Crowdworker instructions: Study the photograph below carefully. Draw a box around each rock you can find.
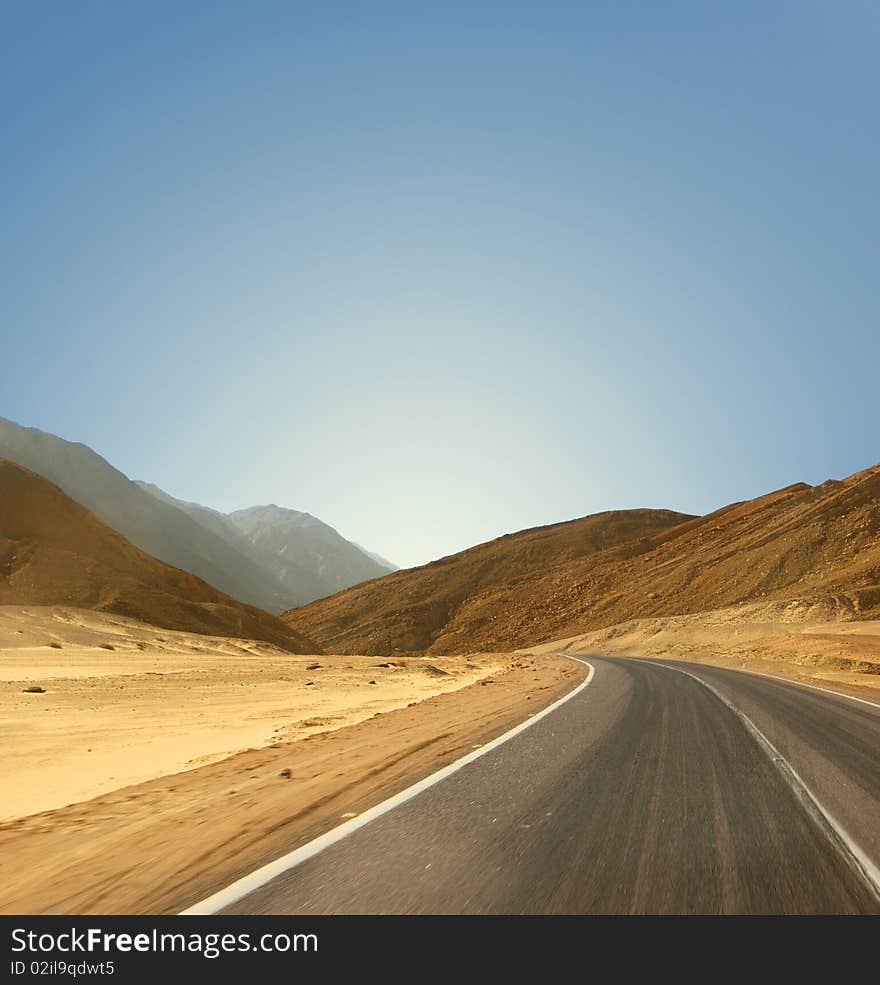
[422,664,451,677]
[279,768,292,779]
[22,686,46,693]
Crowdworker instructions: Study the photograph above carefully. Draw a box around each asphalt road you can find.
[216,657,880,914]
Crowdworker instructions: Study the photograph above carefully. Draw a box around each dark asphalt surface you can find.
[220,657,880,914]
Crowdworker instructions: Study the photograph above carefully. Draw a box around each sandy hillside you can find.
[532,598,880,695]
[0,459,316,652]
[283,508,692,653]
[284,463,880,655]
[0,605,518,821]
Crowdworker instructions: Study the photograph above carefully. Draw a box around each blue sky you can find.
[3,2,878,567]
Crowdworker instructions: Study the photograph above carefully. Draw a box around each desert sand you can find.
[0,605,513,820]
[532,598,880,696]
[0,605,581,914]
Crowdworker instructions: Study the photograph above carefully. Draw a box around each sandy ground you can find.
[0,605,581,914]
[532,598,880,696]
[0,606,514,821]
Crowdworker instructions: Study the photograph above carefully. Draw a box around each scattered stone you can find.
[422,664,451,677]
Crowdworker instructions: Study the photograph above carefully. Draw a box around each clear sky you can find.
[2,2,878,568]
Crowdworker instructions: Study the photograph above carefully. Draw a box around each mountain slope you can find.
[0,459,318,653]
[282,508,694,653]
[132,483,314,608]
[135,486,394,604]
[283,465,880,655]
[0,418,392,613]
[352,544,399,571]
[227,505,395,598]
[0,418,291,612]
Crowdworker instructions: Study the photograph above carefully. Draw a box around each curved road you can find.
[207,657,880,915]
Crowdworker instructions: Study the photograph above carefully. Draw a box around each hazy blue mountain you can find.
[352,543,399,572]
[0,417,394,613]
[135,487,394,604]
[0,417,290,612]
[226,504,396,598]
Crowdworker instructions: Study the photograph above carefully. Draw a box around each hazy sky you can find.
[3,2,878,568]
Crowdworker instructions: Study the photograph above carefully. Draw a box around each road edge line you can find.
[742,670,880,710]
[643,658,880,905]
[180,656,595,915]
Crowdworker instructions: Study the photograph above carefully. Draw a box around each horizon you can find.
[4,3,879,568]
[2,411,876,572]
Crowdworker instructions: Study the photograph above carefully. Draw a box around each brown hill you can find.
[0,460,319,653]
[281,508,693,653]
[282,465,880,655]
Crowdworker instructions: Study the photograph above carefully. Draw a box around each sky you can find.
[2,2,878,568]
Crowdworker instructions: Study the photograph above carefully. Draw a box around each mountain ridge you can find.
[0,418,392,613]
[136,486,395,605]
[0,458,319,653]
[282,465,880,655]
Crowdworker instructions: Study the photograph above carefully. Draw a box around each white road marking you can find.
[181,657,595,915]
[742,669,880,710]
[643,658,880,903]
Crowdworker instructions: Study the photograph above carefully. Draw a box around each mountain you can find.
[0,459,319,653]
[352,544,399,571]
[135,487,395,604]
[282,464,880,655]
[281,508,694,653]
[0,418,292,612]
[0,418,393,613]
[227,505,396,597]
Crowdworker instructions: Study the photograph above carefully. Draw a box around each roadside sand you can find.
[0,606,582,914]
[531,599,880,696]
[0,606,510,821]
